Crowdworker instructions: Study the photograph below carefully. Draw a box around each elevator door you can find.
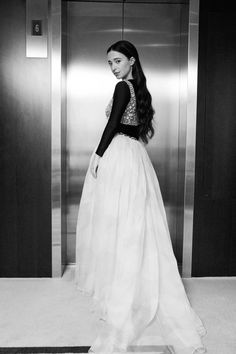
[66,1,188,268]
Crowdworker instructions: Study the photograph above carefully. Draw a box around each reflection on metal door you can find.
[66,1,188,268]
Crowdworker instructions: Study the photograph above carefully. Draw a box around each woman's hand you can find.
[90,153,101,178]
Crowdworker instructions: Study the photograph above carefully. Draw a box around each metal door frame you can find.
[50,0,200,277]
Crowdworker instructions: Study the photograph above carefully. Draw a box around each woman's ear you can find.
[130,56,136,66]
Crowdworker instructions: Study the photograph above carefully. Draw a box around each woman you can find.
[74,40,207,354]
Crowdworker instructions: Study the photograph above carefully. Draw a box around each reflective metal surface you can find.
[26,0,48,58]
[0,0,51,276]
[176,3,189,272]
[123,1,188,268]
[50,0,200,277]
[51,0,66,277]
[182,0,199,277]
[61,1,68,273]
[66,2,122,262]
[66,1,189,268]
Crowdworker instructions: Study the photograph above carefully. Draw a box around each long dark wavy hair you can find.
[107,40,155,144]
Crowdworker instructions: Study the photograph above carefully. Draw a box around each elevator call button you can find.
[32,20,42,36]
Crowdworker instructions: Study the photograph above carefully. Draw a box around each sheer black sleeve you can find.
[95,81,130,157]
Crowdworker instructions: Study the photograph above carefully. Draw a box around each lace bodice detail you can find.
[96,79,139,157]
[105,80,139,126]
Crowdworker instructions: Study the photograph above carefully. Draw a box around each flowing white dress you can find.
[74,80,207,354]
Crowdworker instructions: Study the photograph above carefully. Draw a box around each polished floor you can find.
[0,266,235,353]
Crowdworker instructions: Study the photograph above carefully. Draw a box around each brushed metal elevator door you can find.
[66,1,188,267]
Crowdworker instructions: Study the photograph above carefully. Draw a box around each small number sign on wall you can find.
[32,20,42,36]
[26,0,48,58]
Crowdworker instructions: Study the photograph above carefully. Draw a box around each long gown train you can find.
[74,133,207,354]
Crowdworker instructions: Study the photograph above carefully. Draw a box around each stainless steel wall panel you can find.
[61,1,68,270]
[51,0,67,277]
[0,0,51,276]
[26,0,48,58]
[66,1,123,264]
[182,0,199,277]
[176,4,189,269]
[123,3,188,264]
[65,1,190,269]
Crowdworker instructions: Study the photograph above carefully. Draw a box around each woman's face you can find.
[107,50,134,80]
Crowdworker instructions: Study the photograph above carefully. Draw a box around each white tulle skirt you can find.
[74,133,207,354]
